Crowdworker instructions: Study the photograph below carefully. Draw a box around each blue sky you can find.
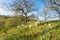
[0,0,59,20]
[0,0,45,16]
[0,0,14,16]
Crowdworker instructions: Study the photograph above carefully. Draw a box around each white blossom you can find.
[21,24,24,26]
[17,26,20,28]
[29,25,32,28]
[48,24,51,26]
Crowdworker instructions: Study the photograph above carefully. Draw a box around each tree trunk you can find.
[59,13,60,20]
[25,15,28,23]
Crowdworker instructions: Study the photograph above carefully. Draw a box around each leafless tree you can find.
[50,0,60,20]
[9,0,36,23]
[40,6,51,22]
[41,0,60,20]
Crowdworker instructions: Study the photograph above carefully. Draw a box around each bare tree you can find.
[9,0,35,23]
[43,9,48,22]
[41,0,60,20]
[40,6,51,22]
[50,0,60,20]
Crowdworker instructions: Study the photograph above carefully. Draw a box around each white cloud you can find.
[0,7,14,16]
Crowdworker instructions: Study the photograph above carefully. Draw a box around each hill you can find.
[0,19,60,40]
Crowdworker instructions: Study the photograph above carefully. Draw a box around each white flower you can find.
[48,24,51,26]
[29,25,32,28]
[21,24,24,26]
[17,26,20,28]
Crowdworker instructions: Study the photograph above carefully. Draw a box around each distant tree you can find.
[42,9,48,22]
[40,6,51,22]
[9,0,36,23]
[50,0,60,20]
[41,0,60,20]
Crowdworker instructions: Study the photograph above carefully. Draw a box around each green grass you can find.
[0,20,60,40]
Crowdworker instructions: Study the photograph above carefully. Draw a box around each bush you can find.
[4,18,22,28]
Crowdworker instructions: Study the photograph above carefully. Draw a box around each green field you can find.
[0,17,60,40]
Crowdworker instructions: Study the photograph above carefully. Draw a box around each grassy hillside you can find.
[0,21,60,40]
[0,18,60,40]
